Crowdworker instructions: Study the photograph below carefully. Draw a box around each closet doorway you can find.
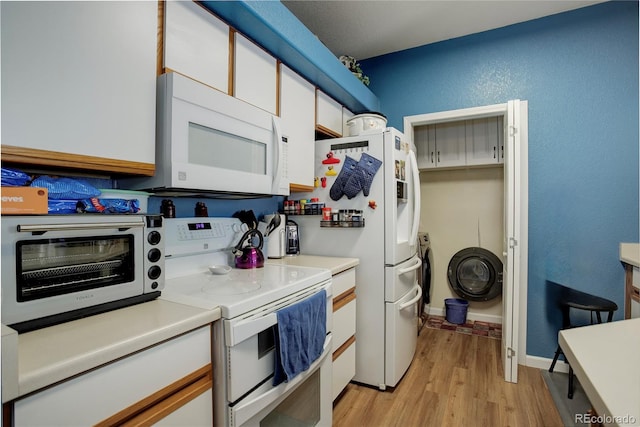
[404,101,528,383]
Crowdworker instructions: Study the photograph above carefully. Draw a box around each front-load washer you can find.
[447,247,502,301]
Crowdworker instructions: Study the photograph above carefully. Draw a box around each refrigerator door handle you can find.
[399,284,423,311]
[397,255,422,275]
[409,150,421,246]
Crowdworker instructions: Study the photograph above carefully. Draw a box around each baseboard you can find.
[525,355,570,373]
[427,306,502,324]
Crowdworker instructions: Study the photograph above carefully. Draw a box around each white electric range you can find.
[160,217,333,427]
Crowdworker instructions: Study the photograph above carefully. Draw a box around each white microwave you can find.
[125,72,289,196]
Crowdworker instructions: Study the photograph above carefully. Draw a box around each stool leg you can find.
[568,366,574,399]
[549,346,562,372]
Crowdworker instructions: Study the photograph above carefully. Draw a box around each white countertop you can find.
[266,255,359,275]
[559,318,640,426]
[3,299,220,402]
[620,243,640,267]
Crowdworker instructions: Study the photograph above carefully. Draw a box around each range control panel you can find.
[163,217,247,258]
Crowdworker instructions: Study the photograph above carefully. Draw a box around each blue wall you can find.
[361,1,639,358]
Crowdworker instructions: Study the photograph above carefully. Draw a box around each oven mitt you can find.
[329,156,358,201]
[344,153,382,198]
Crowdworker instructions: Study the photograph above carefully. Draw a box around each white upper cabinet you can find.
[435,122,467,168]
[316,90,344,137]
[466,117,504,165]
[164,0,230,93]
[280,65,316,188]
[1,1,157,169]
[414,123,466,169]
[413,118,504,170]
[342,108,355,137]
[234,33,277,114]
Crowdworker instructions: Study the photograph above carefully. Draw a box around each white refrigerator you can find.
[294,127,422,390]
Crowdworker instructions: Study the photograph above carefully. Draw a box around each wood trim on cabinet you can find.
[290,183,315,193]
[228,28,236,96]
[315,124,342,139]
[94,364,212,427]
[332,335,355,361]
[1,145,155,176]
[157,0,165,76]
[333,288,356,312]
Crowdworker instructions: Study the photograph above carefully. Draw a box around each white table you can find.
[559,318,640,426]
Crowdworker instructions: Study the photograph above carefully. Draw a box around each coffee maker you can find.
[285,219,300,256]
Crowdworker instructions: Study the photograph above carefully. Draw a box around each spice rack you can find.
[320,219,366,228]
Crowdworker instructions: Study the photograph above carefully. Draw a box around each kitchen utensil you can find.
[285,219,300,256]
[233,228,265,268]
[264,212,281,236]
[265,214,286,258]
[233,210,258,229]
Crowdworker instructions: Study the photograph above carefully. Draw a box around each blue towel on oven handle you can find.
[273,289,327,386]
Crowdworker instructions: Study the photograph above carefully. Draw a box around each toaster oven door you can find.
[1,216,150,330]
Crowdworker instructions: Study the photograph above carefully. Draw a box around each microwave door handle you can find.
[271,115,286,193]
[17,221,144,234]
[409,149,421,246]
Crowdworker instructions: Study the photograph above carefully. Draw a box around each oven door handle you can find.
[225,281,331,347]
[230,334,332,427]
[17,221,144,234]
[226,312,278,347]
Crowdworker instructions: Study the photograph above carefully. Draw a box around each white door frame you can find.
[403,101,528,383]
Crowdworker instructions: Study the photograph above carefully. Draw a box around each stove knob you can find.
[148,265,162,280]
[147,248,162,263]
[147,230,161,245]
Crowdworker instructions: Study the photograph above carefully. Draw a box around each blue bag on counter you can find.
[1,167,31,186]
[78,198,140,213]
[31,176,101,200]
[48,200,83,214]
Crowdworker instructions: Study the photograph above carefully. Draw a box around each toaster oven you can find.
[1,214,164,332]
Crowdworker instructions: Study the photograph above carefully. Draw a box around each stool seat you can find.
[548,284,618,399]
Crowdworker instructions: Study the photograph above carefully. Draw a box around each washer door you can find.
[447,247,503,301]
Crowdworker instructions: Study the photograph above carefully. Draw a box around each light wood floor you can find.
[333,326,563,427]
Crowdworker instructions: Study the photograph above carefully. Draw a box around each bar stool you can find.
[548,285,617,399]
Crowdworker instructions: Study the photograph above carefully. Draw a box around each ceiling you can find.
[282,0,606,60]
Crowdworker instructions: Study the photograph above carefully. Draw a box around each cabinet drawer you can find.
[333,298,356,351]
[14,326,211,426]
[333,268,356,299]
[332,340,355,401]
[633,267,640,287]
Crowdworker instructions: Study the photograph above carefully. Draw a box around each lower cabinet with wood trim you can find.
[331,268,357,401]
[624,263,640,319]
[9,325,213,426]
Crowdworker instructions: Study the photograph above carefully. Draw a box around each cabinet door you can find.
[234,33,277,114]
[413,125,436,170]
[280,65,315,188]
[164,0,230,93]
[435,122,466,168]
[465,117,504,166]
[1,1,156,167]
[316,90,343,137]
[14,326,212,426]
[342,107,355,137]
